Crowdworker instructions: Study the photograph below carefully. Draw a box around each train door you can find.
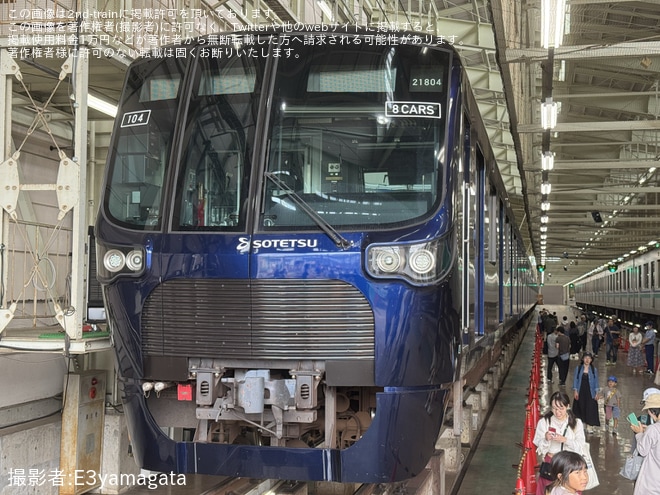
[168,50,266,280]
[484,185,499,331]
[459,119,489,338]
[498,200,505,323]
[474,148,486,335]
[460,112,474,343]
[504,218,513,319]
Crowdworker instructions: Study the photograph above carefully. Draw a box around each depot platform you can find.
[456,305,648,495]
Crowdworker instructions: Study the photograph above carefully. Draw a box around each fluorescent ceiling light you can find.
[88,94,117,118]
[541,151,554,171]
[541,182,552,195]
[541,0,567,49]
[541,97,557,129]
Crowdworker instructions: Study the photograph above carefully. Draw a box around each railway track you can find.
[201,472,435,495]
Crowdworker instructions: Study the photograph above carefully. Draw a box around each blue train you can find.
[95,27,537,483]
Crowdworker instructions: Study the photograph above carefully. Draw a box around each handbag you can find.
[582,442,600,490]
[539,424,569,481]
[539,460,554,480]
[620,449,643,481]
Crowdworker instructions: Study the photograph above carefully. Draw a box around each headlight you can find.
[366,236,454,286]
[103,249,125,273]
[374,247,402,273]
[409,249,436,275]
[97,243,146,281]
[125,250,144,271]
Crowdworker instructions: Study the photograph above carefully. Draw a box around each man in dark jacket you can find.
[556,326,571,386]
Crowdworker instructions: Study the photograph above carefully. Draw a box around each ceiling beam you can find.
[568,0,653,3]
[551,187,660,194]
[547,204,660,211]
[554,91,660,99]
[545,217,660,223]
[552,160,659,169]
[518,121,660,133]
[504,42,660,63]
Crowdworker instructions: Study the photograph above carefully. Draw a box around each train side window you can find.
[652,261,657,289]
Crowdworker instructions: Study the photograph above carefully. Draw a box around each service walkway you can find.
[456,304,652,495]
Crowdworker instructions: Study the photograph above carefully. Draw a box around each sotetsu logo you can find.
[237,237,319,252]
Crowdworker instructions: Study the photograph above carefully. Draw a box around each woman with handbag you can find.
[630,393,660,494]
[533,391,586,495]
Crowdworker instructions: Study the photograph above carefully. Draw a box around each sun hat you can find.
[642,394,660,410]
[608,376,617,382]
[643,388,660,402]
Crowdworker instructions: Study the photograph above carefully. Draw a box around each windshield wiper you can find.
[264,172,352,250]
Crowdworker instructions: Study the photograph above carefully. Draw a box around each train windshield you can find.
[104,57,186,229]
[172,52,265,230]
[262,39,449,230]
[103,35,449,232]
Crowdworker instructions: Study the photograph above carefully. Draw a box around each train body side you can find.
[575,248,660,323]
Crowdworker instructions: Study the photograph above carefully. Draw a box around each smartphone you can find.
[549,427,557,437]
[627,413,640,426]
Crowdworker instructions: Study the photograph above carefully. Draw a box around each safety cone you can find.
[530,396,540,431]
[533,355,541,385]
[523,404,537,446]
[522,406,531,446]
[522,434,537,494]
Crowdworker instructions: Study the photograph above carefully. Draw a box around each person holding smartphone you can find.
[533,391,586,495]
[640,388,660,426]
[629,394,660,494]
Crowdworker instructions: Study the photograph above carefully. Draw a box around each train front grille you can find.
[141,279,375,360]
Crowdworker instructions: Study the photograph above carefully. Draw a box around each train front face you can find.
[96,32,461,483]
